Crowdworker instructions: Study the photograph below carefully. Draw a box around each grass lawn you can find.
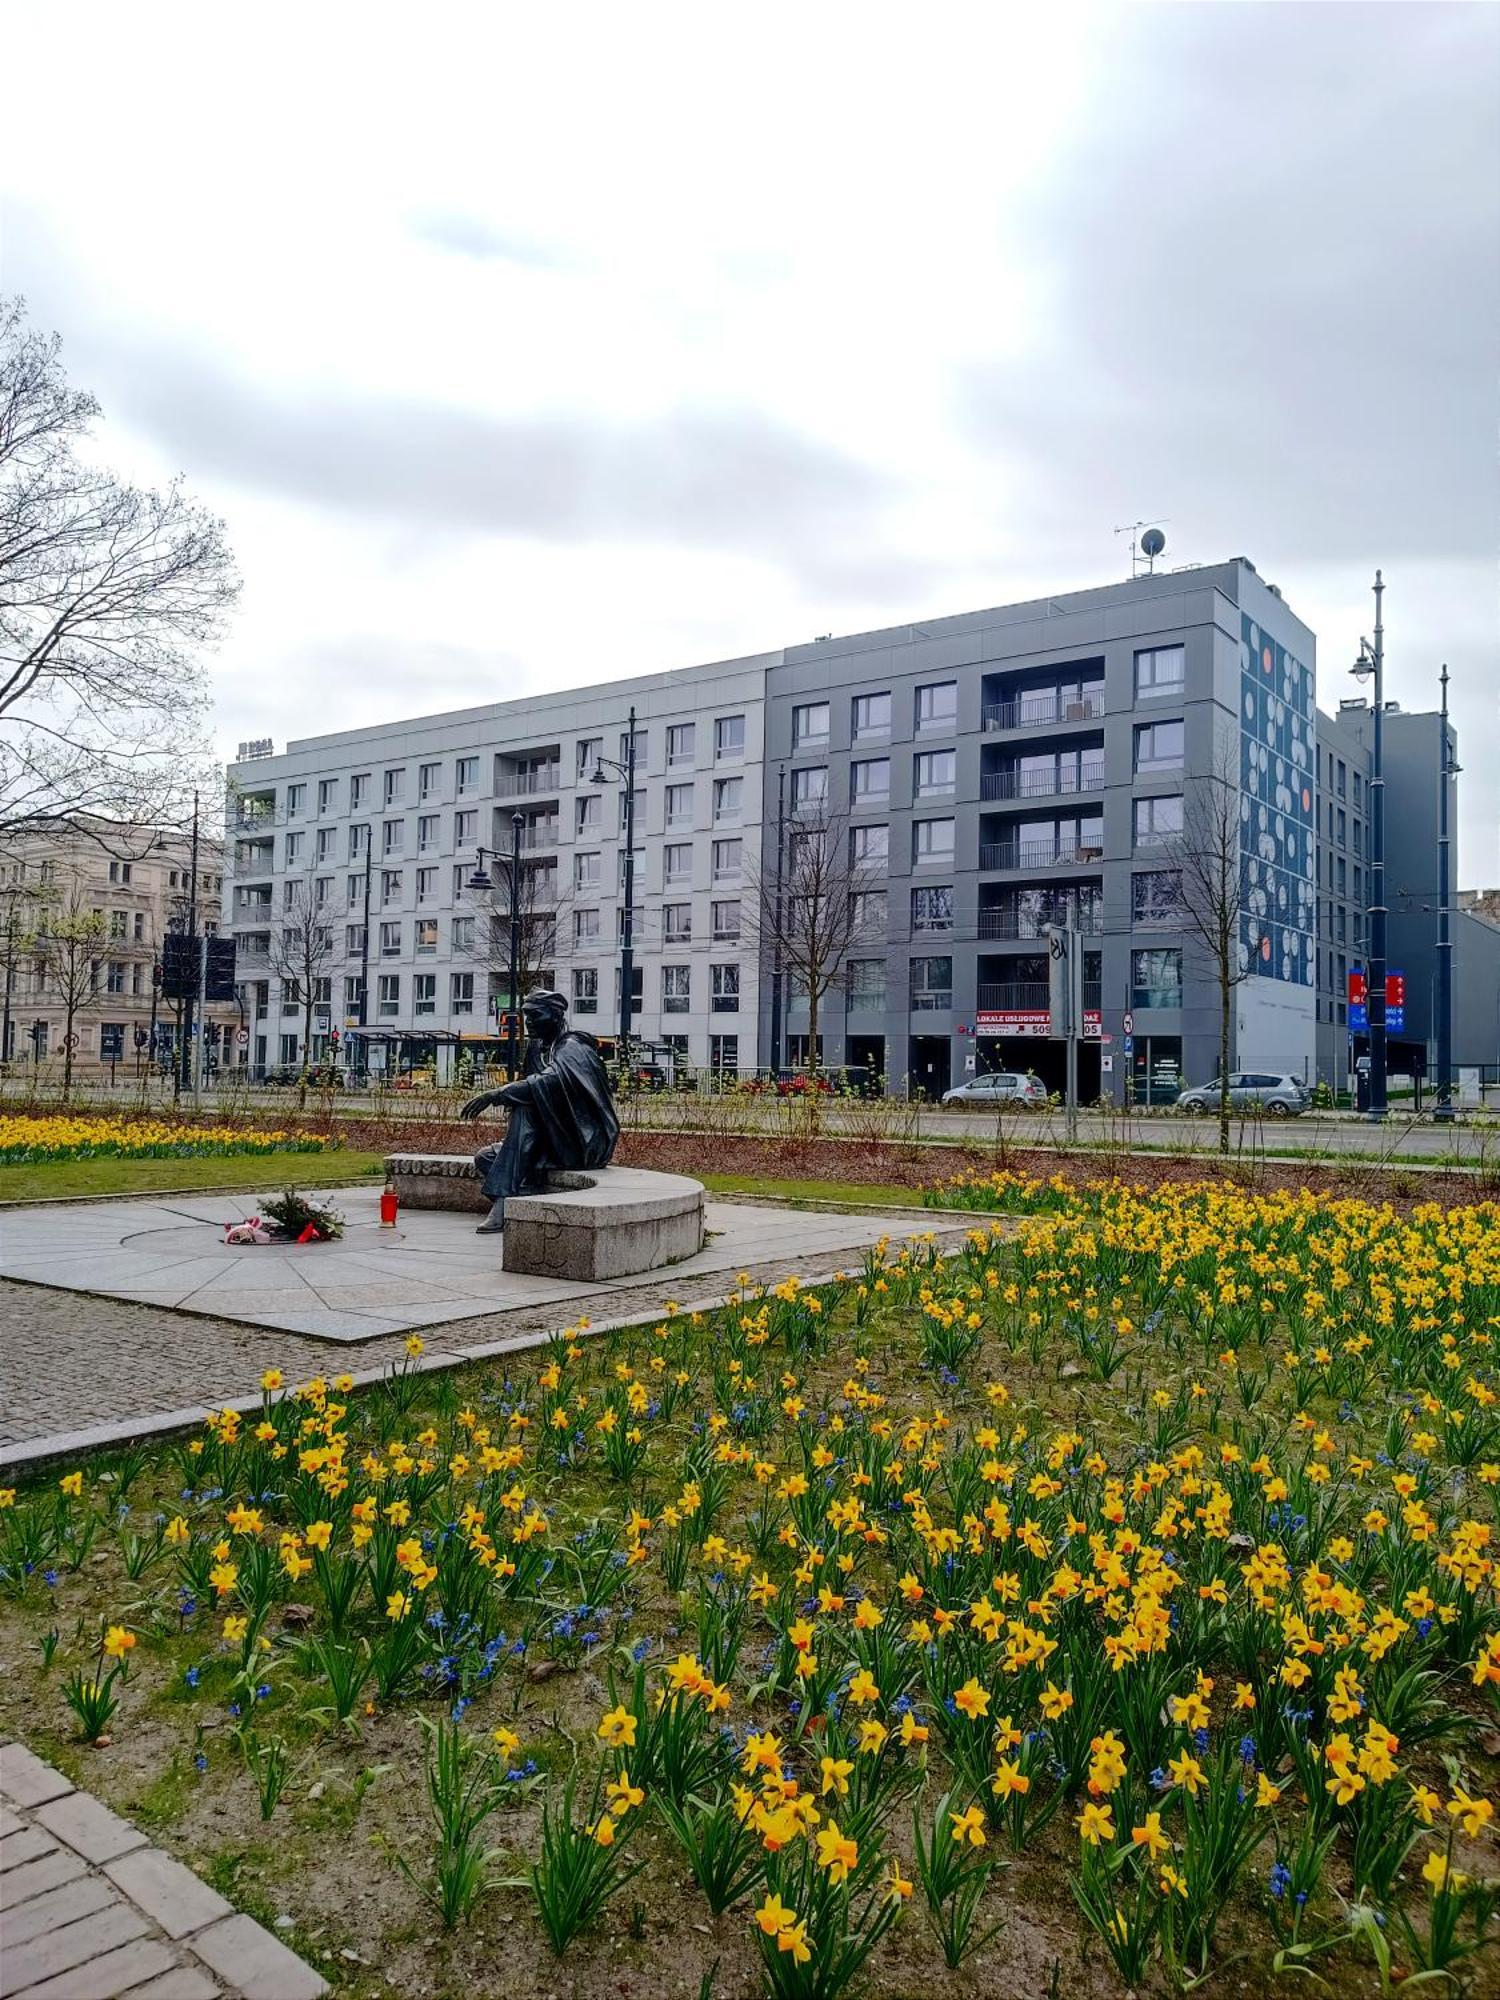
[700,1171,934,1209]
[0,1151,387,1204]
[1,1178,1496,1999]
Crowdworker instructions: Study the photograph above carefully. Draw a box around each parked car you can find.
[942,1070,1049,1107]
[1176,1071,1310,1117]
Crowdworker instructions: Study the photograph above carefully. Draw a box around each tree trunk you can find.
[299,991,313,1110]
[806,982,820,1076]
[62,994,75,1101]
[1218,944,1232,1157]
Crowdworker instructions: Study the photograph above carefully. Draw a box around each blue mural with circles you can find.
[1239,612,1316,985]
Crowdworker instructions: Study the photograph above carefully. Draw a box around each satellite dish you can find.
[1140,527,1166,560]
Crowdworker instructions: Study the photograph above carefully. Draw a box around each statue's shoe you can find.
[476,1219,505,1235]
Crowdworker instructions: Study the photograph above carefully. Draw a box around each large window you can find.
[1130,946,1183,1008]
[1133,794,1184,848]
[846,959,886,1009]
[575,852,601,890]
[711,899,741,941]
[450,971,474,1016]
[576,795,601,835]
[377,973,400,1018]
[574,909,600,945]
[456,756,479,794]
[576,737,602,779]
[852,691,891,739]
[572,968,598,1015]
[1134,645,1186,697]
[413,973,436,1017]
[850,824,888,866]
[911,885,954,933]
[851,758,890,805]
[418,814,439,852]
[712,838,741,880]
[667,722,695,766]
[663,965,691,1014]
[909,955,953,1010]
[792,766,828,809]
[1132,870,1183,926]
[382,819,402,856]
[383,768,404,805]
[665,783,693,828]
[416,919,438,954]
[381,870,402,904]
[714,714,745,761]
[350,773,370,809]
[915,681,957,732]
[710,1033,739,1072]
[851,889,887,933]
[663,903,692,943]
[664,842,692,885]
[912,818,955,865]
[711,962,740,1012]
[792,702,830,749]
[914,748,956,797]
[1134,719,1185,774]
[419,761,441,801]
[713,776,742,822]
[380,921,401,956]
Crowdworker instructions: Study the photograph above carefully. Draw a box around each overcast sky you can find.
[4,1,1496,882]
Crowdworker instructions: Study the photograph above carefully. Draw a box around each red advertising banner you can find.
[976,1011,1102,1039]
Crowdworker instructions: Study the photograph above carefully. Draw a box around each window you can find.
[850,824,888,867]
[911,885,954,933]
[665,783,693,828]
[792,701,830,749]
[912,818,955,865]
[574,909,601,945]
[416,867,437,904]
[1133,794,1183,848]
[316,778,337,815]
[455,756,479,794]
[573,853,600,894]
[283,879,299,909]
[619,727,647,768]
[710,1033,739,1072]
[713,776,742,822]
[663,965,691,1014]
[1134,719,1185,773]
[314,875,333,905]
[910,955,953,1010]
[792,766,828,809]
[379,920,402,957]
[377,973,400,1018]
[714,714,745,761]
[847,959,886,1009]
[711,962,739,1012]
[351,773,370,809]
[416,919,438,954]
[419,762,441,801]
[664,842,692,885]
[1336,807,1347,847]
[133,912,145,942]
[851,757,890,805]
[449,970,474,1016]
[915,681,957,732]
[1134,645,1185,697]
[287,782,306,817]
[381,870,402,905]
[667,722,695,766]
[852,691,891,739]
[349,823,369,860]
[382,819,403,856]
[1353,819,1363,856]
[316,826,335,862]
[279,1032,299,1064]
[451,863,470,899]
[106,960,126,994]
[1336,758,1347,799]
[453,809,477,847]
[413,973,436,1017]
[99,1022,125,1062]
[576,794,601,836]
[286,830,305,863]
[711,899,740,940]
[109,909,128,940]
[712,839,741,880]
[451,915,474,952]
[617,790,643,836]
[615,964,644,1015]
[1131,946,1183,1008]
[571,968,598,1015]
[663,903,692,943]
[1132,870,1183,926]
[418,814,440,852]
[914,748,956,797]
[851,889,887,933]
[346,923,366,955]
[1336,855,1347,894]
[383,768,404,805]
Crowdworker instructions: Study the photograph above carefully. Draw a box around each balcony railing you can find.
[980,762,1105,801]
[517,822,559,851]
[977,981,1049,1010]
[982,688,1105,732]
[979,840,1105,871]
[498,766,561,798]
[977,906,1104,940]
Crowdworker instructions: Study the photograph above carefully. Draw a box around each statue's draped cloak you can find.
[508,1030,620,1169]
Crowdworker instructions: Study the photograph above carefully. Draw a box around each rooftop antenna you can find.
[1115,520,1168,577]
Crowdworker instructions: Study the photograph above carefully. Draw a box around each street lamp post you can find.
[356,825,373,1085]
[468,810,526,1080]
[1351,572,1387,1121]
[590,704,639,1064]
[1434,662,1455,1123]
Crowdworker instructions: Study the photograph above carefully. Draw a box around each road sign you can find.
[1101,1053,1114,1074]
[1122,1011,1134,1036]
[236,1027,250,1047]
[1123,1034,1135,1056]
[64,1031,79,1052]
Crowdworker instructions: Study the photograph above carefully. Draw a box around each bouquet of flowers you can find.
[225,1190,345,1245]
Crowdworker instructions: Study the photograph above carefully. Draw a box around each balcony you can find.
[977,905,1104,940]
[498,765,561,799]
[982,688,1105,732]
[980,761,1104,802]
[517,821,559,852]
[977,980,1049,1011]
[979,839,1105,871]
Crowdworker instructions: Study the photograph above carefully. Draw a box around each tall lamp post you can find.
[1434,663,1456,1123]
[1351,571,1386,1121]
[590,704,639,1063]
[469,810,526,1079]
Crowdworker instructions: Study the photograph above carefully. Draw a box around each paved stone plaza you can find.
[0,1191,964,1465]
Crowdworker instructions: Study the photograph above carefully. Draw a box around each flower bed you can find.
[1,1181,1497,1996]
[0,1115,337,1166]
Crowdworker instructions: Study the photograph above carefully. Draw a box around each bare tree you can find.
[0,297,239,859]
[458,855,566,1023]
[1163,735,1252,1154]
[744,794,884,1076]
[27,876,106,1099]
[268,887,334,1105]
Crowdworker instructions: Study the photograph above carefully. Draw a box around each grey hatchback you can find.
[1176,1071,1309,1117]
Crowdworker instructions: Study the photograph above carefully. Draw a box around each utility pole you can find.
[0,893,17,1075]
[618,705,638,1059]
[1351,572,1388,1120]
[357,825,372,1084]
[1434,663,1455,1123]
[768,764,786,1076]
[177,791,200,1100]
[507,809,524,1080]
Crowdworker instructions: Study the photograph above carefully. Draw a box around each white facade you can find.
[224,656,772,1077]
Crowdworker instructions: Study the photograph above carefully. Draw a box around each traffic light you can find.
[203,935,238,1002]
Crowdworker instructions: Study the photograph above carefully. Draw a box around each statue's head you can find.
[522,990,568,1040]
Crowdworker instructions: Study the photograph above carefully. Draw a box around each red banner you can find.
[976,1011,1102,1039]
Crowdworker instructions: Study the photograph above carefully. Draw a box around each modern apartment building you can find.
[225,556,1475,1098]
[0,824,234,1078]
[224,659,769,1078]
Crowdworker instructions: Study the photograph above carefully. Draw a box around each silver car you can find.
[1176,1071,1309,1117]
[943,1070,1049,1107]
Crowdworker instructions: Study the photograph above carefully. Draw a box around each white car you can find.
[943,1071,1049,1107]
